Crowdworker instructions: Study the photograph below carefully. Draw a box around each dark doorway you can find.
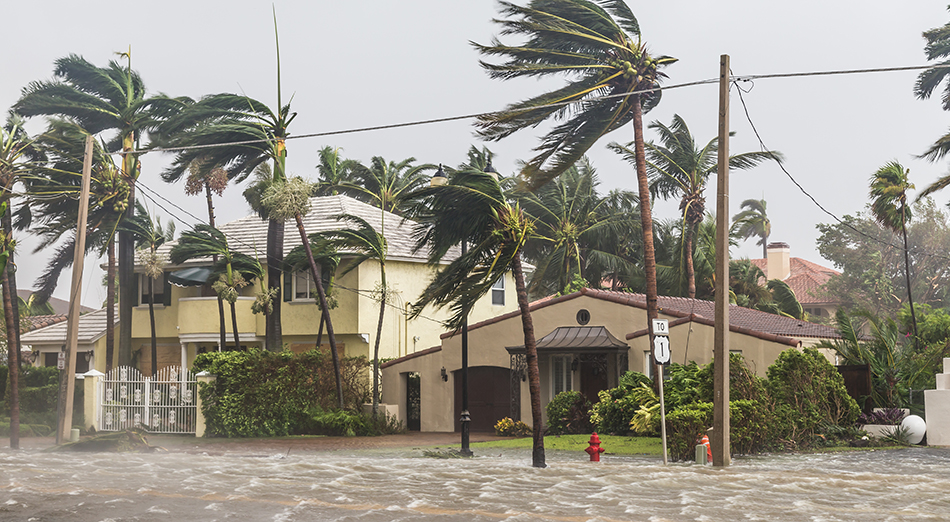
[455,366,511,432]
[406,372,421,431]
[579,359,609,403]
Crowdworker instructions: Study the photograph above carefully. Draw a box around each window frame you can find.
[551,355,572,397]
[491,277,505,306]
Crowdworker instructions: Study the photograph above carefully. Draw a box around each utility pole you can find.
[57,135,93,444]
[713,54,732,467]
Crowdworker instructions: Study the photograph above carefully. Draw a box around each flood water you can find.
[3,444,950,521]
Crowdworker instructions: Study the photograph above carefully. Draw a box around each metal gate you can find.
[97,366,198,434]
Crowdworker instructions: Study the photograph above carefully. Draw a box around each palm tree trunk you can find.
[265,219,284,352]
[206,183,227,352]
[148,277,157,376]
[372,268,386,417]
[761,234,768,259]
[294,213,344,409]
[901,217,919,346]
[685,226,696,299]
[315,309,325,350]
[118,143,136,368]
[632,96,661,381]
[3,254,20,449]
[229,300,240,351]
[106,238,115,372]
[512,254,544,468]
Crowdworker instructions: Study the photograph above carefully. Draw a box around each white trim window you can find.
[138,272,167,306]
[551,355,572,396]
[491,277,505,306]
[293,270,317,301]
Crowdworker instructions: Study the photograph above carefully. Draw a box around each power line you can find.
[731,78,950,265]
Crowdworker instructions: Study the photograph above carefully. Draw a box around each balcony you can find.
[177,297,259,337]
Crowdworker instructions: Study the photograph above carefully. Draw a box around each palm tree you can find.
[316,214,388,416]
[473,0,676,344]
[120,202,174,376]
[184,157,229,352]
[169,225,260,351]
[405,169,545,467]
[915,9,950,161]
[733,198,771,258]
[314,146,360,197]
[261,176,345,409]
[157,16,294,352]
[348,156,433,215]
[0,114,39,450]
[25,119,128,370]
[517,157,637,296]
[611,114,779,298]
[284,237,340,352]
[729,259,802,319]
[14,53,185,367]
[869,161,919,344]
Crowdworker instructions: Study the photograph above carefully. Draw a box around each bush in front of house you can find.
[494,417,531,437]
[589,371,652,435]
[545,391,592,435]
[2,365,83,435]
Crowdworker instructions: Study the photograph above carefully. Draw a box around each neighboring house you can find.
[20,308,116,373]
[381,287,844,433]
[115,194,519,375]
[16,289,95,316]
[750,242,841,319]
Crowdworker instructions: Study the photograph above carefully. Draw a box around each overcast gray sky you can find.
[3,1,950,308]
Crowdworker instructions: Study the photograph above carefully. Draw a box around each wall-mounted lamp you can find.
[84,351,93,362]
[440,367,448,382]
[520,369,527,382]
[571,357,579,372]
[29,351,39,364]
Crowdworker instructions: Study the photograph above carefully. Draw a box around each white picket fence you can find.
[97,366,198,434]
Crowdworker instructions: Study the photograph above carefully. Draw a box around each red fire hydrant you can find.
[585,432,605,462]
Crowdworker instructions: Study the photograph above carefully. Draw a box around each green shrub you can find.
[193,348,327,437]
[545,391,592,435]
[22,366,59,387]
[695,352,768,403]
[618,371,652,389]
[767,348,860,446]
[665,362,704,410]
[667,401,713,461]
[729,399,775,455]
[494,417,531,437]
[590,387,640,435]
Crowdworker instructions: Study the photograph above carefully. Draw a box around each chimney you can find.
[766,242,790,280]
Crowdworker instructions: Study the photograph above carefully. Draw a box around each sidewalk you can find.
[11,431,507,454]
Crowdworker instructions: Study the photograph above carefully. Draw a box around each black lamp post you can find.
[430,165,472,456]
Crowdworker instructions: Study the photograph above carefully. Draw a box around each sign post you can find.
[652,319,670,465]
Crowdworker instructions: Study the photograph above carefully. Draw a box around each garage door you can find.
[454,366,511,432]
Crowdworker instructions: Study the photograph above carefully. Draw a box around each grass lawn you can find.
[472,434,663,456]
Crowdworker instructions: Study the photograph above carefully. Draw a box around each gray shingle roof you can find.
[20,308,115,345]
[157,195,455,266]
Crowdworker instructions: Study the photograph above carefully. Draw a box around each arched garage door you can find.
[454,366,511,432]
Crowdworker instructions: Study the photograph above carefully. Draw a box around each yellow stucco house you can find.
[23,195,518,375]
[135,194,519,372]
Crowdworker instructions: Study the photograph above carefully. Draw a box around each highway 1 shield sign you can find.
[653,335,671,365]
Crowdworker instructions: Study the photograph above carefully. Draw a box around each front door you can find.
[455,366,511,432]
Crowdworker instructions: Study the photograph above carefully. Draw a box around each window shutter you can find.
[283,270,292,302]
[163,273,172,306]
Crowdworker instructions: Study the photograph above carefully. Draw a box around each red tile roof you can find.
[450,287,842,342]
[22,314,68,332]
[750,257,839,304]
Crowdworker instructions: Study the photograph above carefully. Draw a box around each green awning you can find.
[167,267,212,287]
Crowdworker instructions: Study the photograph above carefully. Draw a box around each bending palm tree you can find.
[915,9,950,162]
[348,156,433,215]
[733,198,771,259]
[869,161,918,344]
[120,202,174,376]
[474,0,675,345]
[317,214,388,416]
[517,157,637,296]
[611,114,780,298]
[405,170,544,467]
[14,53,185,366]
[262,176,345,409]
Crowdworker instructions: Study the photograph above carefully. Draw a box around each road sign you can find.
[652,318,669,336]
[57,351,65,370]
[653,335,671,365]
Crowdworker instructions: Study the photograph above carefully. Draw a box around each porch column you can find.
[180,342,187,370]
[195,371,216,437]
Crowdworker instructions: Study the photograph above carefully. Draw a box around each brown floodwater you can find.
[3,443,949,521]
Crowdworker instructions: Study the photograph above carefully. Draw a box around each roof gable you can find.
[20,308,116,345]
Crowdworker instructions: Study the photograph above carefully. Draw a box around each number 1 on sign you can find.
[653,335,671,365]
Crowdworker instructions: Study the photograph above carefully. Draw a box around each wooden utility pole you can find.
[56,135,93,444]
[713,54,732,467]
